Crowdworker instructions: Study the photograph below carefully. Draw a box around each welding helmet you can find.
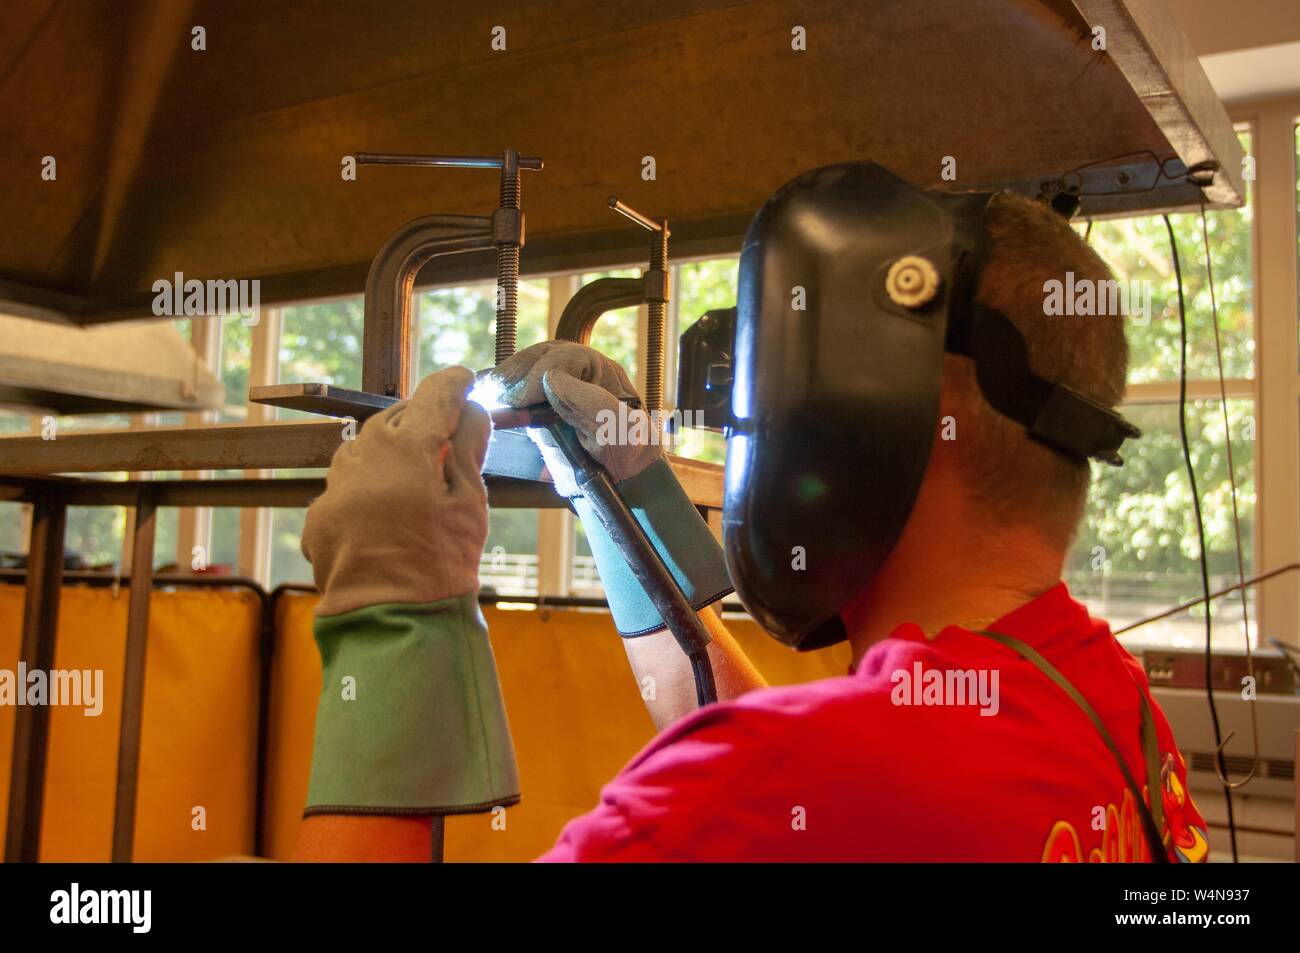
[719,161,1138,649]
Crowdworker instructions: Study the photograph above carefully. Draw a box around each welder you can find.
[293,162,1208,862]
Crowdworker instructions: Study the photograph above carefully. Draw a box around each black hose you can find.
[1164,214,1238,862]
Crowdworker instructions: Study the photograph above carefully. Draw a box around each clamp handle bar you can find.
[608,196,668,234]
[356,152,544,171]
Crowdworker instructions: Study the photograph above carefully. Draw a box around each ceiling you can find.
[1169,0,1300,56]
[0,0,1245,325]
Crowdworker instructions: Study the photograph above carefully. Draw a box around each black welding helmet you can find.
[721,161,1138,650]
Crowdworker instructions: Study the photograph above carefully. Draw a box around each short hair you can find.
[941,191,1129,546]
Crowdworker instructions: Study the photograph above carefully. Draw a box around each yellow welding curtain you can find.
[0,583,262,861]
[1,584,850,862]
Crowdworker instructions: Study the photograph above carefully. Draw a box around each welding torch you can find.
[489,404,719,707]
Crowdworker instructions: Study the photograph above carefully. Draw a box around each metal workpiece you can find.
[545,419,717,707]
[249,382,398,420]
[482,406,560,485]
[487,404,559,431]
[242,386,560,488]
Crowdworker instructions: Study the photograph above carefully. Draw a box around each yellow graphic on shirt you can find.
[1041,754,1209,863]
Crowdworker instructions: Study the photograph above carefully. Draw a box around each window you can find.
[199,312,264,574]
[279,298,364,393]
[48,413,132,570]
[416,278,549,376]
[270,298,367,585]
[218,315,253,423]
[206,507,241,572]
[270,494,313,588]
[1066,400,1255,648]
[63,502,124,569]
[1065,128,1257,647]
[670,257,738,465]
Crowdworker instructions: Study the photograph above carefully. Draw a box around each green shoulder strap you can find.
[973,628,1169,863]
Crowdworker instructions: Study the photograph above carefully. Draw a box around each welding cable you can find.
[1199,202,1262,795]
[689,649,718,709]
[1164,214,1238,862]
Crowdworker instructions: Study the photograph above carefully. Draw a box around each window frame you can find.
[1228,99,1300,648]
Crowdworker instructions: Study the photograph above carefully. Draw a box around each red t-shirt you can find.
[538,582,1208,862]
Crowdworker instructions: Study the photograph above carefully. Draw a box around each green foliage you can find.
[1066,400,1255,608]
[1087,130,1254,384]
[671,259,739,465]
[1085,207,1253,383]
[417,279,549,375]
[208,508,241,569]
[221,316,253,421]
[486,509,539,555]
[63,504,124,568]
[0,503,23,552]
[271,508,310,586]
[280,299,364,389]
[677,258,739,330]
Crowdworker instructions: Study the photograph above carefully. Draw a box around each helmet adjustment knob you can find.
[885,255,940,308]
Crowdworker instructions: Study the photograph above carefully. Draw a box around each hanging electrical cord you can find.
[1163,214,1238,862]
[1199,201,1262,791]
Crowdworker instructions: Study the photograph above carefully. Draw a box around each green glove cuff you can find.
[305,594,520,816]
[573,457,733,637]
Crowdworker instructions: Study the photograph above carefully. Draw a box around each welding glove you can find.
[299,365,519,817]
[493,341,732,636]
